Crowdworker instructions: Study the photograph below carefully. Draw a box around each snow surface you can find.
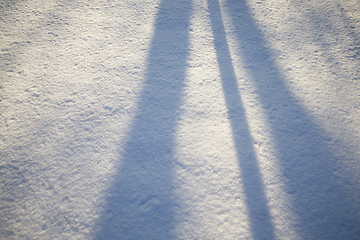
[1,0,360,239]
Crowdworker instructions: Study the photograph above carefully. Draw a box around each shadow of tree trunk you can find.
[92,0,192,239]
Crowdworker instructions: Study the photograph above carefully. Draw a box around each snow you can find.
[1,0,359,239]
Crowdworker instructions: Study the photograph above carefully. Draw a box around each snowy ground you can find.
[1,0,360,239]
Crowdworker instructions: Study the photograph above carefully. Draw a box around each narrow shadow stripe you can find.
[208,0,276,239]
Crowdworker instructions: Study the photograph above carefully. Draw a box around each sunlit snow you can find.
[1,0,359,239]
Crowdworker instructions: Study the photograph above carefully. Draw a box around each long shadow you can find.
[93,0,192,239]
[207,0,275,239]
[224,0,360,239]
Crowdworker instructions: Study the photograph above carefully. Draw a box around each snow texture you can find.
[1,0,360,239]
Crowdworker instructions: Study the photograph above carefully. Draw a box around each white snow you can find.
[1,0,359,239]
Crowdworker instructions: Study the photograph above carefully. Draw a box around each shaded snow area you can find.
[1,0,360,239]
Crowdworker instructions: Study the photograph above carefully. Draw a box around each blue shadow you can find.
[224,0,360,239]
